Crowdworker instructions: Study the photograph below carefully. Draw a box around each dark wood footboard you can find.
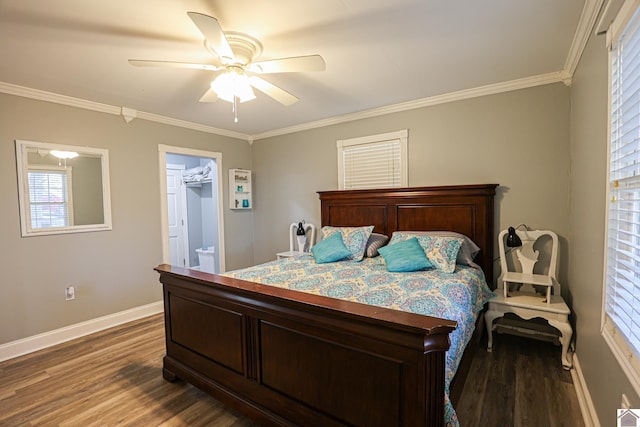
[156,264,457,427]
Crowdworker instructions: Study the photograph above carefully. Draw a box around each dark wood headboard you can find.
[318,184,498,283]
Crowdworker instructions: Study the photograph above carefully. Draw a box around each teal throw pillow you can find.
[311,232,353,263]
[389,232,464,273]
[320,225,374,261]
[378,237,432,272]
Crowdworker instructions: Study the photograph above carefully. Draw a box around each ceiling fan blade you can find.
[248,76,298,106]
[128,59,221,71]
[248,55,326,74]
[199,88,218,103]
[187,12,235,62]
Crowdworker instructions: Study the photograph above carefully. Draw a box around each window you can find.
[603,1,640,395]
[337,130,408,190]
[27,167,73,229]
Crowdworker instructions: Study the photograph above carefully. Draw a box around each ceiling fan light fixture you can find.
[211,69,255,103]
[129,13,324,123]
[50,150,79,160]
[49,149,79,167]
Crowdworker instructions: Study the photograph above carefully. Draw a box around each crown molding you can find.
[0,74,569,144]
[251,0,605,141]
[0,81,120,115]
[596,0,625,36]
[564,0,606,77]
[251,71,566,141]
[136,110,249,140]
[1,0,603,145]
[0,82,250,141]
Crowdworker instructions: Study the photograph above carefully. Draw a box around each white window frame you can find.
[26,165,74,229]
[602,0,640,397]
[337,130,408,190]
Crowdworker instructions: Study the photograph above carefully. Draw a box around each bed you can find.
[155,184,497,426]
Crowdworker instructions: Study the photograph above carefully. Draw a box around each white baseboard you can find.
[571,353,600,427]
[0,301,163,362]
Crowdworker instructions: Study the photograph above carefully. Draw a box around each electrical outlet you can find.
[65,286,75,301]
[622,393,631,409]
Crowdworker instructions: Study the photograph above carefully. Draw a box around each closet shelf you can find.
[185,179,212,187]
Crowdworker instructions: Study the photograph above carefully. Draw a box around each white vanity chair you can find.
[276,222,316,259]
[485,227,573,369]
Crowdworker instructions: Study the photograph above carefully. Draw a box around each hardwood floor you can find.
[456,330,584,427]
[0,314,584,426]
[0,314,257,427]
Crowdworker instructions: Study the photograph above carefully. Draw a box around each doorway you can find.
[158,145,226,273]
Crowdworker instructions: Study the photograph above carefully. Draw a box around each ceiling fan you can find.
[129,12,325,122]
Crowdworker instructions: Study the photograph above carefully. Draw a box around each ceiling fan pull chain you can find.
[233,96,239,123]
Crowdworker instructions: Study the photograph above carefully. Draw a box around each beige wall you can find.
[0,93,252,344]
[5,42,632,425]
[569,22,640,421]
[252,84,572,291]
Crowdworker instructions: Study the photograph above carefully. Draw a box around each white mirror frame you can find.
[15,139,113,237]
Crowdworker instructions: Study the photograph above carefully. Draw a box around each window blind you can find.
[27,170,70,229]
[606,5,640,359]
[342,139,402,190]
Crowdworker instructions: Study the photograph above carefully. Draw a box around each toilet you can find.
[196,246,216,273]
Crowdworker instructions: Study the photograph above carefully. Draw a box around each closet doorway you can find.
[158,145,226,273]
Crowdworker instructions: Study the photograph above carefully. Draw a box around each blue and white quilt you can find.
[223,255,494,426]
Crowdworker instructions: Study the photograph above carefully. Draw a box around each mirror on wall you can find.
[15,139,112,237]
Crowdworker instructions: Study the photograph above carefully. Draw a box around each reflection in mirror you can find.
[15,139,112,237]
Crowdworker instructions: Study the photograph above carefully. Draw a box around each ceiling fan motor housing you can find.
[206,31,263,66]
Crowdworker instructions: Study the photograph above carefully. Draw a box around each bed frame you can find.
[155,184,497,426]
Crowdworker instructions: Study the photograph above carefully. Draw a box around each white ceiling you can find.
[0,0,593,140]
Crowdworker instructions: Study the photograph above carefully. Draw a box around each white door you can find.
[166,166,189,267]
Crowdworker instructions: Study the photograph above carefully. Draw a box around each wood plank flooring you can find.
[456,330,584,427]
[0,314,584,426]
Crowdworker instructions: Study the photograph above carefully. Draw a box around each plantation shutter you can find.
[27,169,71,228]
[337,130,408,190]
[606,5,640,358]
